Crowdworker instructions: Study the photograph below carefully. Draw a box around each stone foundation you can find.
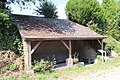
[66,58,73,67]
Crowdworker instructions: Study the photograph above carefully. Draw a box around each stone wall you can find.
[22,40,30,70]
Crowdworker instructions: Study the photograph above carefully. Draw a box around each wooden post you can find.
[67,40,73,66]
[101,39,104,62]
[69,40,72,58]
[61,40,73,66]
[97,39,104,62]
[101,39,103,50]
[28,41,32,69]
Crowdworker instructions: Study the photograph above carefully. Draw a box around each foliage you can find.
[19,72,35,80]
[35,0,58,18]
[0,1,23,54]
[8,64,17,71]
[1,56,120,80]
[66,0,120,40]
[32,59,54,72]
[37,56,120,80]
[37,71,60,80]
[0,69,5,74]
[104,36,120,54]
[0,76,16,80]
[66,0,100,26]
[100,0,120,39]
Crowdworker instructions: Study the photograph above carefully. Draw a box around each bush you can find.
[32,59,53,72]
[8,64,17,71]
[37,74,47,80]
[0,69,5,74]
[0,76,15,80]
[104,36,120,54]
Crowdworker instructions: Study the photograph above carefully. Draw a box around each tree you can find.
[66,0,100,26]
[0,0,45,54]
[35,0,58,18]
[66,0,120,41]
[100,0,120,40]
[65,0,107,34]
[0,1,22,54]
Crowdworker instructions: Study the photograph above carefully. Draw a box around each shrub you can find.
[104,36,120,54]
[0,69,5,74]
[37,74,47,80]
[8,64,17,71]
[32,59,53,72]
[0,76,15,80]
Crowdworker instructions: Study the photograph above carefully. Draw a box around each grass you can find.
[1,57,120,80]
[0,76,16,80]
[37,56,120,80]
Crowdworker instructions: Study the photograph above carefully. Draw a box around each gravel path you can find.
[74,66,120,80]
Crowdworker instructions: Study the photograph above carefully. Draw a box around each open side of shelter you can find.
[22,38,104,70]
[13,14,106,70]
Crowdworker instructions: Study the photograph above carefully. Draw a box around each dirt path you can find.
[74,66,120,80]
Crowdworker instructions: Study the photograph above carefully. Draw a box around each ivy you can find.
[0,1,23,54]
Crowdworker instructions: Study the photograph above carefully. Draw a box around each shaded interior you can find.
[31,40,101,64]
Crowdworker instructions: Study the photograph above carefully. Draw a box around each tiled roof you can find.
[13,14,105,40]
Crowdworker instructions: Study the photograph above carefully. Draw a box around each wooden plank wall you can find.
[31,40,100,64]
[31,40,69,63]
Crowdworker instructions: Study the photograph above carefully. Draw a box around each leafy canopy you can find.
[66,0,100,26]
[66,0,120,41]
[100,0,120,40]
[35,0,58,18]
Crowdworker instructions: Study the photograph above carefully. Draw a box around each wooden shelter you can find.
[13,14,105,70]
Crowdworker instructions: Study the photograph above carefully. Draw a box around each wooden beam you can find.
[69,40,72,58]
[97,39,102,46]
[61,40,70,50]
[28,41,31,69]
[31,41,42,54]
[101,39,103,50]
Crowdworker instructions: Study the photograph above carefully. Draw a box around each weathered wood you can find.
[97,39,102,47]
[101,39,103,50]
[61,40,70,50]
[69,40,72,58]
[61,40,72,58]
[31,41,42,54]
[28,41,31,69]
